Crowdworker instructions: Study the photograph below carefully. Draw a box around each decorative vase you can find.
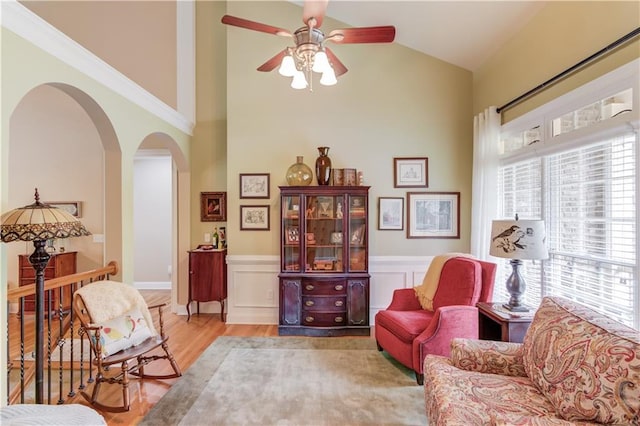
[286,156,313,186]
[315,146,332,185]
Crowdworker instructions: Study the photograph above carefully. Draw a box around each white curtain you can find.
[470,106,500,260]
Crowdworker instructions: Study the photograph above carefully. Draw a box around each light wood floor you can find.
[9,290,375,425]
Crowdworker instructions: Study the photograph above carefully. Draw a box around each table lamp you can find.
[1,188,91,403]
[489,216,548,312]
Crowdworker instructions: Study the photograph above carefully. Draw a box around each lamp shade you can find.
[489,219,548,260]
[1,190,91,242]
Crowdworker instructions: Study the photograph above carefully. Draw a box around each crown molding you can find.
[1,0,194,135]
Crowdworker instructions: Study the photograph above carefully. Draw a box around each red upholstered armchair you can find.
[375,257,496,385]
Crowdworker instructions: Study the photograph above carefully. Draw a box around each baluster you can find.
[46,287,52,404]
[68,281,78,397]
[57,285,64,404]
[19,296,25,404]
[6,300,10,404]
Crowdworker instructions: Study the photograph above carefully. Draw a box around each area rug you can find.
[140,336,427,425]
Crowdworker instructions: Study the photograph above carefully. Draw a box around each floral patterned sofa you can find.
[423,296,640,425]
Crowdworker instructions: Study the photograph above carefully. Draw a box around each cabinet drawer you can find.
[303,312,346,326]
[301,279,346,295]
[302,296,346,311]
[19,267,55,280]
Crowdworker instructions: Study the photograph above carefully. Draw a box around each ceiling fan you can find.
[221,0,396,90]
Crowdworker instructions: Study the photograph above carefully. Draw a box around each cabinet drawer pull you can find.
[334,284,344,291]
[305,284,314,291]
[305,300,315,307]
[334,316,343,323]
[334,300,344,307]
[305,316,314,323]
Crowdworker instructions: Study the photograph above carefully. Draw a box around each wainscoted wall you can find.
[177,255,433,325]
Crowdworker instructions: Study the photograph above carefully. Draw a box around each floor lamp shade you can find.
[0,189,90,404]
[490,219,548,312]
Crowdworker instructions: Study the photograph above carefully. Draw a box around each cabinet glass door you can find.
[304,194,344,272]
[282,195,301,271]
[348,195,367,272]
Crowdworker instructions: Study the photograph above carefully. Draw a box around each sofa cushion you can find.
[375,309,433,343]
[522,297,640,424]
[424,355,562,425]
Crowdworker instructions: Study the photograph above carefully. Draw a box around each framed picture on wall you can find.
[394,157,428,188]
[378,197,404,230]
[240,173,270,199]
[45,201,82,218]
[240,205,270,230]
[407,192,460,238]
[200,192,227,222]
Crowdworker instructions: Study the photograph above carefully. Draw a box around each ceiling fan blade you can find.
[221,15,292,37]
[302,0,328,28]
[328,26,396,44]
[257,50,288,72]
[325,48,348,77]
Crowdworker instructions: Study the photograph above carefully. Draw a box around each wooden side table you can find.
[477,302,534,343]
[187,249,227,322]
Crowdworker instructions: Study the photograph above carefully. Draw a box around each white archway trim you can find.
[1,0,194,136]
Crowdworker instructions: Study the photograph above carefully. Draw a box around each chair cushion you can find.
[93,307,153,357]
[432,258,482,310]
[522,297,640,424]
[424,355,561,425]
[375,309,434,343]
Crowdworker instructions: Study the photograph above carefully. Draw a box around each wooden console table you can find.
[477,302,535,343]
[187,249,227,322]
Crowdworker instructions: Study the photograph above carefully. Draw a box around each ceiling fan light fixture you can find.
[320,66,337,86]
[312,50,330,73]
[278,54,297,77]
[291,70,308,89]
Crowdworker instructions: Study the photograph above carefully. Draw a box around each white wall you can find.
[7,84,104,290]
[133,152,172,288]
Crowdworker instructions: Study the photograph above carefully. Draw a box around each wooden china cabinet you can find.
[278,186,370,336]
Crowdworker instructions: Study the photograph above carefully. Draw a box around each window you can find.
[496,59,639,329]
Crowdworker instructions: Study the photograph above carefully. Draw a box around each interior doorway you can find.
[133,149,173,290]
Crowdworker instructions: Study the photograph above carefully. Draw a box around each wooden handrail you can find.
[7,261,119,301]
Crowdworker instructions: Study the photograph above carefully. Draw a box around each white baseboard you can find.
[135,281,171,290]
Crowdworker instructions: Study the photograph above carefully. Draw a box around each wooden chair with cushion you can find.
[375,255,496,385]
[72,280,181,412]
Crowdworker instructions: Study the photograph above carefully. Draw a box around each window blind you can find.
[497,133,637,328]
[544,133,636,326]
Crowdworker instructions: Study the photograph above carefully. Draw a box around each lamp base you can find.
[502,303,530,312]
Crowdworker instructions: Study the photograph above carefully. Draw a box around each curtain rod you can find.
[497,27,640,114]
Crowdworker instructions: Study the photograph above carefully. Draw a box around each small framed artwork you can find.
[285,226,299,243]
[240,173,270,199]
[200,192,227,222]
[394,157,428,188]
[330,232,343,244]
[350,224,366,245]
[316,196,334,218]
[46,201,82,218]
[407,192,460,239]
[240,205,270,230]
[378,197,404,230]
